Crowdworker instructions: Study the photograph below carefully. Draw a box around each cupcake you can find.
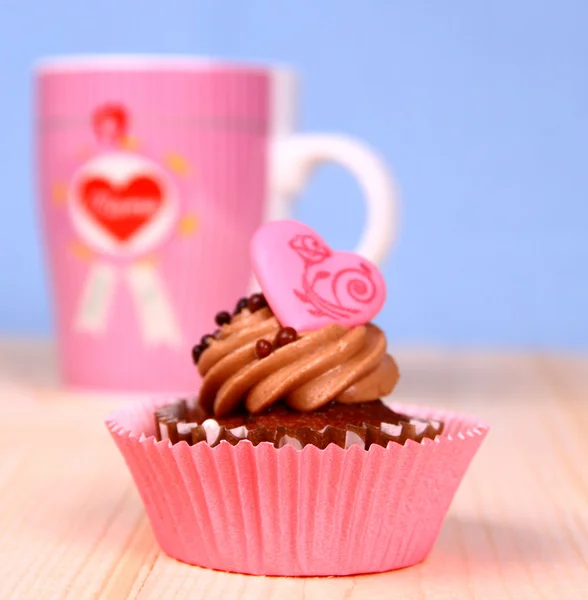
[106,219,488,576]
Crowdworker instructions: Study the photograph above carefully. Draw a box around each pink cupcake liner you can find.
[106,398,488,576]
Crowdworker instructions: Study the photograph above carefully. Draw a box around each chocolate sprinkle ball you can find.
[248,293,267,313]
[275,327,297,348]
[215,311,231,326]
[255,339,273,359]
[191,345,204,364]
[233,297,249,315]
[200,334,214,348]
[155,399,444,450]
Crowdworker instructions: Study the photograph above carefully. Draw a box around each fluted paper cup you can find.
[106,398,488,576]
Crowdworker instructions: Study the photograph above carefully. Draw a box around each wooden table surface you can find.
[0,339,587,599]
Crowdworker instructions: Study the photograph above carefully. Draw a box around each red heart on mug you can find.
[78,175,164,243]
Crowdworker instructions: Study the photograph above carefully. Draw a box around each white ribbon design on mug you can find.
[69,147,182,349]
[74,260,181,347]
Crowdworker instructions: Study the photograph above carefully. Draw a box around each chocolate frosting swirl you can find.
[198,307,399,418]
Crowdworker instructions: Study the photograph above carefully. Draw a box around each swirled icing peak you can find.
[196,305,399,417]
[251,220,386,332]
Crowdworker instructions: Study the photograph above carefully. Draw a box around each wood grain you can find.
[0,341,587,599]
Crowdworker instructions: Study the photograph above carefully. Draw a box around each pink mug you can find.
[35,55,398,393]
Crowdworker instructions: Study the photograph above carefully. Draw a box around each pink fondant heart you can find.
[251,220,387,332]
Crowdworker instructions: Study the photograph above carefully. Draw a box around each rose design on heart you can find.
[289,234,378,321]
[251,220,386,331]
[289,234,332,264]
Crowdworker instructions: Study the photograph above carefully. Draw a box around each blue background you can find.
[1,0,587,349]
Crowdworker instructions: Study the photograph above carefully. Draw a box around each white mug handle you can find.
[270,134,399,264]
